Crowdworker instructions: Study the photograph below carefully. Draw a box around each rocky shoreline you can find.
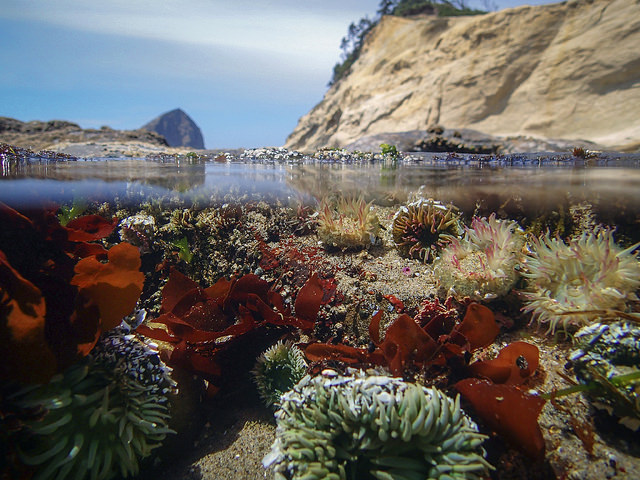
[2,142,639,480]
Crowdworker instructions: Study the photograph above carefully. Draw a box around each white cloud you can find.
[1,0,366,70]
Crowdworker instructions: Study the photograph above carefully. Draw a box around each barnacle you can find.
[392,198,462,263]
[316,196,380,250]
[252,340,307,408]
[569,321,640,430]
[521,229,640,335]
[13,326,175,480]
[264,369,492,480]
[434,214,525,300]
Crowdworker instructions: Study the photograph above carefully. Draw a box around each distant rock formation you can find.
[286,0,640,152]
[0,117,168,151]
[141,109,205,149]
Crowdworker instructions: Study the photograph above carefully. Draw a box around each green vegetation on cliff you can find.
[329,1,487,86]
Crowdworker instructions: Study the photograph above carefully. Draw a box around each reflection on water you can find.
[2,156,640,237]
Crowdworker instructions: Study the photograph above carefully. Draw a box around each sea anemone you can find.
[252,340,307,408]
[521,229,640,335]
[316,196,380,250]
[392,198,462,263]
[263,369,492,480]
[13,325,175,480]
[569,321,640,430]
[434,214,525,300]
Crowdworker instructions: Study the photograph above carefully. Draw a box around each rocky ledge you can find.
[0,116,169,152]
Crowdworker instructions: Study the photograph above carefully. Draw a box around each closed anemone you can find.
[13,326,175,480]
[264,369,492,480]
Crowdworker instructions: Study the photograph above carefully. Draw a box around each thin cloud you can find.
[1,0,356,67]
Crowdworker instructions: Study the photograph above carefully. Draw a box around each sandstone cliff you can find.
[286,0,640,152]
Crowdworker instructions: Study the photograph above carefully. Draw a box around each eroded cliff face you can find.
[286,0,640,151]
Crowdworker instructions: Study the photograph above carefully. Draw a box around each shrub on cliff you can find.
[329,1,487,85]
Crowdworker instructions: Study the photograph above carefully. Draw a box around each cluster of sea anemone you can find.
[316,196,380,250]
[521,228,640,335]
[433,214,525,300]
[392,198,462,263]
[12,325,175,480]
[264,369,492,480]
[252,340,307,408]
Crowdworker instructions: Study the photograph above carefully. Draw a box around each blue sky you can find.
[0,1,562,149]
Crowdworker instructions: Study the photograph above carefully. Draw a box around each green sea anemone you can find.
[317,196,380,250]
[392,198,462,263]
[252,340,307,408]
[263,369,492,480]
[434,214,525,300]
[521,229,640,335]
[13,326,175,480]
[569,321,640,430]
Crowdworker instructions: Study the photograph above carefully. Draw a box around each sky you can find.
[0,0,562,149]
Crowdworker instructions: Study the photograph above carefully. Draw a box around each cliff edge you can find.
[285,0,640,151]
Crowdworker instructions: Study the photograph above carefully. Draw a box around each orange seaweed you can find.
[71,242,144,332]
[458,303,500,351]
[139,269,321,392]
[295,272,323,324]
[0,251,56,383]
[455,378,546,459]
[65,215,117,242]
[468,341,539,385]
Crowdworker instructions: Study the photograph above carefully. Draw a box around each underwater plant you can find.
[57,198,88,226]
[170,236,194,263]
[252,340,307,408]
[569,321,640,430]
[137,270,321,396]
[392,198,462,262]
[13,326,175,480]
[434,214,525,300]
[521,228,640,334]
[0,204,142,383]
[316,196,380,250]
[264,369,492,480]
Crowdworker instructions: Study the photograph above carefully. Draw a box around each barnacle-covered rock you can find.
[570,321,640,430]
[434,214,525,300]
[521,229,640,335]
[13,325,175,480]
[264,369,491,480]
[392,198,462,263]
[317,196,380,250]
[252,340,307,408]
[119,213,157,252]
